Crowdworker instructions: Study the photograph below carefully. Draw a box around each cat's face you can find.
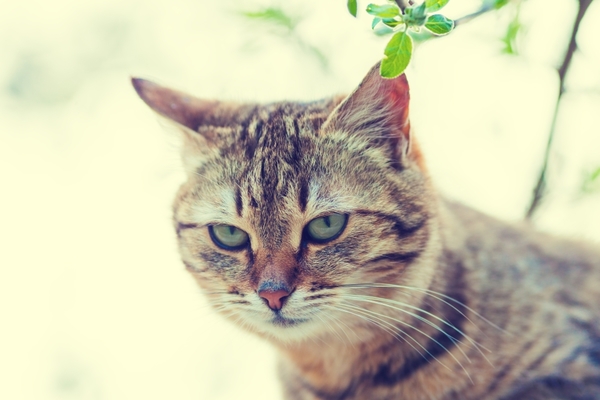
[133,64,436,343]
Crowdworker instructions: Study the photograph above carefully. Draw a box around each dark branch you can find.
[394,0,410,12]
[525,0,594,220]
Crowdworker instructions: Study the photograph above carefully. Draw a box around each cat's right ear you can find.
[131,78,221,137]
[131,78,223,172]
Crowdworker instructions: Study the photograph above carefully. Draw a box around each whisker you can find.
[229,300,251,305]
[332,304,406,342]
[340,302,471,382]
[332,304,430,364]
[201,290,230,295]
[313,311,347,345]
[333,317,359,346]
[320,307,360,346]
[343,294,472,363]
[295,302,354,346]
[343,283,508,335]
[191,301,232,318]
[343,294,492,364]
[294,301,336,313]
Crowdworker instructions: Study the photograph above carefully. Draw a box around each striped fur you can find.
[132,63,600,399]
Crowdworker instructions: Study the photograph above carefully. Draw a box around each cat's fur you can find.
[132,63,600,399]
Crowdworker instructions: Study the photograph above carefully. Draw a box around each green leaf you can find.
[493,0,510,9]
[380,30,413,78]
[501,15,521,55]
[366,3,400,18]
[348,0,358,17]
[501,2,522,55]
[382,18,402,27]
[425,0,450,12]
[412,2,427,19]
[372,17,382,29]
[373,24,395,36]
[424,14,454,35]
[403,3,427,27]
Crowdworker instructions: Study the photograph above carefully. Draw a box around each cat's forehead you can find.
[215,101,332,204]
[230,99,337,148]
[181,102,365,241]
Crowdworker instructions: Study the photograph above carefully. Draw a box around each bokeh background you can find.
[1,0,599,399]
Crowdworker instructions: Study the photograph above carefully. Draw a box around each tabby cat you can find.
[132,62,600,399]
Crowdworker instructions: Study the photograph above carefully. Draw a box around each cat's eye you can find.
[209,225,249,250]
[305,213,348,243]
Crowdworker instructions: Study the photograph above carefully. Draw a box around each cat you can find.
[132,62,600,399]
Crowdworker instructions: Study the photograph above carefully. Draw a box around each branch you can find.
[394,0,411,12]
[525,0,594,220]
[454,3,496,27]
[396,0,497,23]
[411,1,507,41]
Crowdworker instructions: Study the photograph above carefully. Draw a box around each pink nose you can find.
[258,289,291,310]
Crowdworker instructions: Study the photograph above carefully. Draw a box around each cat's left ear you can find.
[322,62,414,167]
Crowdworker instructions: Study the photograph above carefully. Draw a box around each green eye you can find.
[209,225,249,250]
[306,213,348,243]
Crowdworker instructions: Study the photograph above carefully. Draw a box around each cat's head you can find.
[133,63,438,343]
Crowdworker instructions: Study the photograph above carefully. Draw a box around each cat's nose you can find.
[258,288,291,311]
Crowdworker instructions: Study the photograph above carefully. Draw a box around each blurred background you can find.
[1,0,599,399]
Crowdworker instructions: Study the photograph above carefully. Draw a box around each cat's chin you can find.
[269,314,308,328]
[237,314,331,343]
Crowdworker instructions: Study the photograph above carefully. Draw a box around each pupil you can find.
[324,216,331,228]
[229,226,235,235]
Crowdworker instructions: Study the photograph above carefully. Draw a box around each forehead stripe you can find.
[299,177,309,212]
[235,186,243,216]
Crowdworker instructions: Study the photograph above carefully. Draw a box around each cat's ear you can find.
[131,78,229,172]
[131,78,222,137]
[322,62,414,166]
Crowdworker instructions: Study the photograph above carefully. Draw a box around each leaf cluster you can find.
[348,0,454,78]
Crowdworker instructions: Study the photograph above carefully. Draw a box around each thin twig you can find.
[525,0,594,219]
[454,3,496,27]
[414,1,508,41]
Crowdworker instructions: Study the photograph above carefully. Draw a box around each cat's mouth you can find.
[270,314,307,328]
